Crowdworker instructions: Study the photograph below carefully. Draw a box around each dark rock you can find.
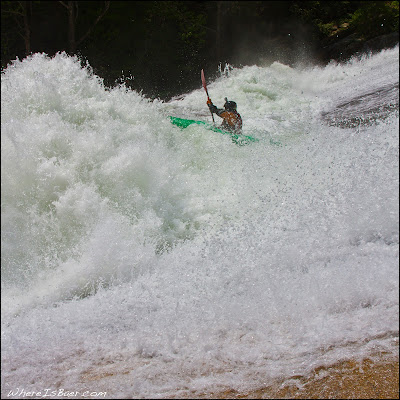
[320,32,399,64]
[363,32,399,53]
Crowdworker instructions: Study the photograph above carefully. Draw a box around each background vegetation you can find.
[2,1,399,99]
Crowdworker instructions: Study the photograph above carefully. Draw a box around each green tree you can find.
[58,1,110,54]
[350,1,399,39]
[1,1,32,59]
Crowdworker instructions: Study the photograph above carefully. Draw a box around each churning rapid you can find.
[1,47,399,398]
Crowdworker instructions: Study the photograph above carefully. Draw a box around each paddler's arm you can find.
[207,99,225,118]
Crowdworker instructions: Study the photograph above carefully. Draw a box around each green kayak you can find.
[169,116,259,146]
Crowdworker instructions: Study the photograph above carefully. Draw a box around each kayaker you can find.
[207,97,242,133]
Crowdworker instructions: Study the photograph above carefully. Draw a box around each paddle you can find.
[201,69,215,125]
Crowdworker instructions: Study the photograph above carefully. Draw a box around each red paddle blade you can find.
[201,69,207,90]
[201,69,215,124]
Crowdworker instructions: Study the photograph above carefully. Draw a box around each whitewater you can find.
[1,47,399,398]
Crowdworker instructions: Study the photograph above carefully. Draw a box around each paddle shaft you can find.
[201,69,215,124]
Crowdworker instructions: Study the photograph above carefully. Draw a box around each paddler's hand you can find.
[207,99,215,112]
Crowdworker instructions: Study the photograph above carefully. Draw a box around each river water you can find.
[1,47,399,398]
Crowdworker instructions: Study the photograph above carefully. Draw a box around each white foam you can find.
[1,49,399,398]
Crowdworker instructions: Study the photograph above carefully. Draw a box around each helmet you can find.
[224,98,237,111]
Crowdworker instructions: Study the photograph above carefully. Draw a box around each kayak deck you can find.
[169,116,259,146]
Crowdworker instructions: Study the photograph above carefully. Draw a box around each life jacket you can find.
[219,110,242,133]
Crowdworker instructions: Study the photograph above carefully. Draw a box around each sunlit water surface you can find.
[1,47,399,398]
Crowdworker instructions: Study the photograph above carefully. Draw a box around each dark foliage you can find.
[1,1,398,99]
